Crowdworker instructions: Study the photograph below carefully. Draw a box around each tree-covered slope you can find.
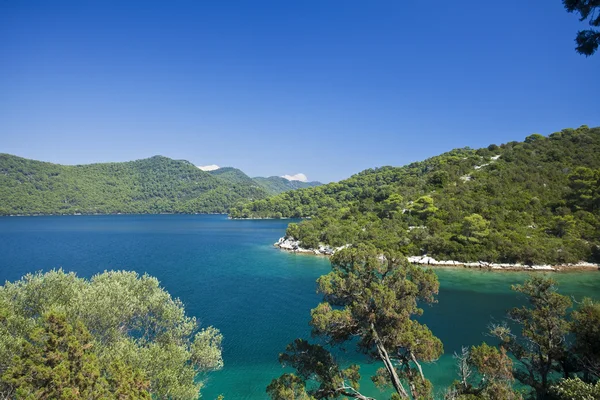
[252,176,322,195]
[207,167,322,195]
[208,167,257,186]
[230,126,600,265]
[0,155,270,215]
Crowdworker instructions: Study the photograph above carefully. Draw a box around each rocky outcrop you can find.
[274,237,349,256]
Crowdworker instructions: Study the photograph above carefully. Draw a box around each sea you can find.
[0,214,598,399]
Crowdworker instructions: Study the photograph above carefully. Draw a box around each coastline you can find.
[228,216,293,220]
[0,212,229,217]
[3,212,304,219]
[274,237,600,272]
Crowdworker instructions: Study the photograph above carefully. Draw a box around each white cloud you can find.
[197,164,220,171]
[281,173,308,182]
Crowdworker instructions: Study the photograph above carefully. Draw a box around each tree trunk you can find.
[371,324,409,398]
[340,389,375,400]
[409,351,425,381]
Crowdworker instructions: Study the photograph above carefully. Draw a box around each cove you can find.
[0,214,598,399]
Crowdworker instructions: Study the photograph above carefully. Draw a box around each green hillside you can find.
[252,176,322,195]
[208,167,321,195]
[208,167,258,186]
[0,155,269,215]
[230,125,600,265]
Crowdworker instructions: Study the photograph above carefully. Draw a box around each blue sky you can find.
[1,0,598,183]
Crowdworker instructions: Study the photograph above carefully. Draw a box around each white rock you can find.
[573,261,597,268]
[531,265,554,270]
[275,239,599,271]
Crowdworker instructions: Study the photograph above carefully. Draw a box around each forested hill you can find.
[0,155,270,215]
[208,167,322,195]
[230,125,600,265]
[208,167,257,186]
[252,176,322,194]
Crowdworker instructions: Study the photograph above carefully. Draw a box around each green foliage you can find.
[0,270,223,399]
[563,0,600,56]
[410,196,438,220]
[447,344,521,400]
[568,167,600,212]
[252,176,322,196]
[449,279,600,400]
[0,155,270,215]
[469,343,514,383]
[310,245,442,399]
[571,298,600,381]
[551,377,600,400]
[208,167,258,186]
[267,339,367,400]
[232,126,600,265]
[267,245,442,399]
[266,374,314,400]
[460,214,490,244]
[2,311,151,400]
[490,276,573,400]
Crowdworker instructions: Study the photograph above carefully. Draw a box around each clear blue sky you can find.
[1,0,598,182]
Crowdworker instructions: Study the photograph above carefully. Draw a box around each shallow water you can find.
[0,214,598,399]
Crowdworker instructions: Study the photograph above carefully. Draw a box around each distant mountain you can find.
[208,167,258,186]
[0,155,270,215]
[252,176,322,195]
[207,167,322,195]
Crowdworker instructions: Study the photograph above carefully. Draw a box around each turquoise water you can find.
[0,215,598,399]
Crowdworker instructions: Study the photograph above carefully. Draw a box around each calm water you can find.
[0,215,599,399]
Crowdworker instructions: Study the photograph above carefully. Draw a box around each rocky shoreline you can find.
[274,237,349,255]
[274,237,600,272]
[405,255,598,272]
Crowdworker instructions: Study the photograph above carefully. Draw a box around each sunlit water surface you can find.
[0,215,598,399]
